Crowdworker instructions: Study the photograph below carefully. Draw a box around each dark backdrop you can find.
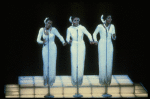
[5,2,148,91]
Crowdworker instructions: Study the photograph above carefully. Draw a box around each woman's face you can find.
[73,17,80,27]
[45,20,52,29]
[106,15,112,24]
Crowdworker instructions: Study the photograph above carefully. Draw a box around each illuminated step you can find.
[5,75,148,98]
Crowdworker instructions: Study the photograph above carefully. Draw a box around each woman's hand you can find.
[69,40,72,44]
[44,30,49,35]
[112,34,116,40]
[94,41,98,45]
[90,41,94,45]
[63,42,67,46]
[43,39,47,44]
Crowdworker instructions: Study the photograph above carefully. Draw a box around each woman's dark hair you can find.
[44,17,53,24]
[103,14,112,20]
[71,16,80,21]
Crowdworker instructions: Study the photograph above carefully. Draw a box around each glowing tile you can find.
[60,76,71,80]
[5,96,20,98]
[135,94,148,97]
[20,95,34,98]
[87,75,99,79]
[63,94,75,98]
[63,82,73,86]
[19,76,34,80]
[135,89,147,94]
[107,87,120,94]
[110,94,121,98]
[53,95,64,98]
[121,94,136,98]
[5,84,19,88]
[114,75,129,79]
[89,79,99,84]
[35,88,48,95]
[50,87,63,95]
[79,87,91,94]
[5,92,19,96]
[81,79,90,86]
[64,87,76,94]
[35,95,63,98]
[83,75,88,79]
[121,87,134,94]
[5,87,19,92]
[20,88,34,95]
[35,82,44,87]
[92,94,104,98]
[20,84,34,87]
[34,76,43,80]
[19,79,34,85]
[35,95,45,98]
[82,94,93,98]
[92,87,105,94]
[117,79,133,85]
[53,82,62,87]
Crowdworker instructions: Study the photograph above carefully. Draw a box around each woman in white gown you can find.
[37,17,67,86]
[93,14,116,86]
[66,16,94,86]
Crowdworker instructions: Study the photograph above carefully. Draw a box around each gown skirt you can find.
[71,40,85,86]
[42,41,57,86]
[98,38,113,85]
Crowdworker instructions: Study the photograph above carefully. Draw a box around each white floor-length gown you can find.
[93,24,116,85]
[37,27,65,86]
[66,25,93,86]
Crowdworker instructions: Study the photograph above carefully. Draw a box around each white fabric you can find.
[44,17,49,24]
[66,25,93,86]
[93,24,115,85]
[37,27,65,86]
[69,16,73,23]
[101,15,106,24]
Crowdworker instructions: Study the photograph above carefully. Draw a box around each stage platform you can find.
[5,75,148,98]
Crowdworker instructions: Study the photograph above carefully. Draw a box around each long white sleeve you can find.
[83,27,93,42]
[54,28,65,45]
[93,25,100,42]
[111,25,116,40]
[37,28,44,44]
[66,28,71,43]
[112,25,116,35]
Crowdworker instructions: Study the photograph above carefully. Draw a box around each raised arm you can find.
[37,28,44,44]
[54,28,66,45]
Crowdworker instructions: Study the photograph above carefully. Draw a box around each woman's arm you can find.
[93,25,100,42]
[54,28,66,45]
[93,25,100,45]
[83,26,93,44]
[66,28,72,44]
[112,25,116,40]
[37,28,44,44]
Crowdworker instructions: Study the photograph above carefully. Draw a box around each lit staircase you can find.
[5,75,148,98]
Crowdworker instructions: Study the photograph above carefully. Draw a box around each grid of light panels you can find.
[5,75,148,98]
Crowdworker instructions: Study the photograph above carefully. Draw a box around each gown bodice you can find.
[66,25,93,43]
[93,24,116,41]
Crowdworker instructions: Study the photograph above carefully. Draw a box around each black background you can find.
[4,1,148,91]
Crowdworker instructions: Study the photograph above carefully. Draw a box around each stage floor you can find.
[5,75,148,98]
